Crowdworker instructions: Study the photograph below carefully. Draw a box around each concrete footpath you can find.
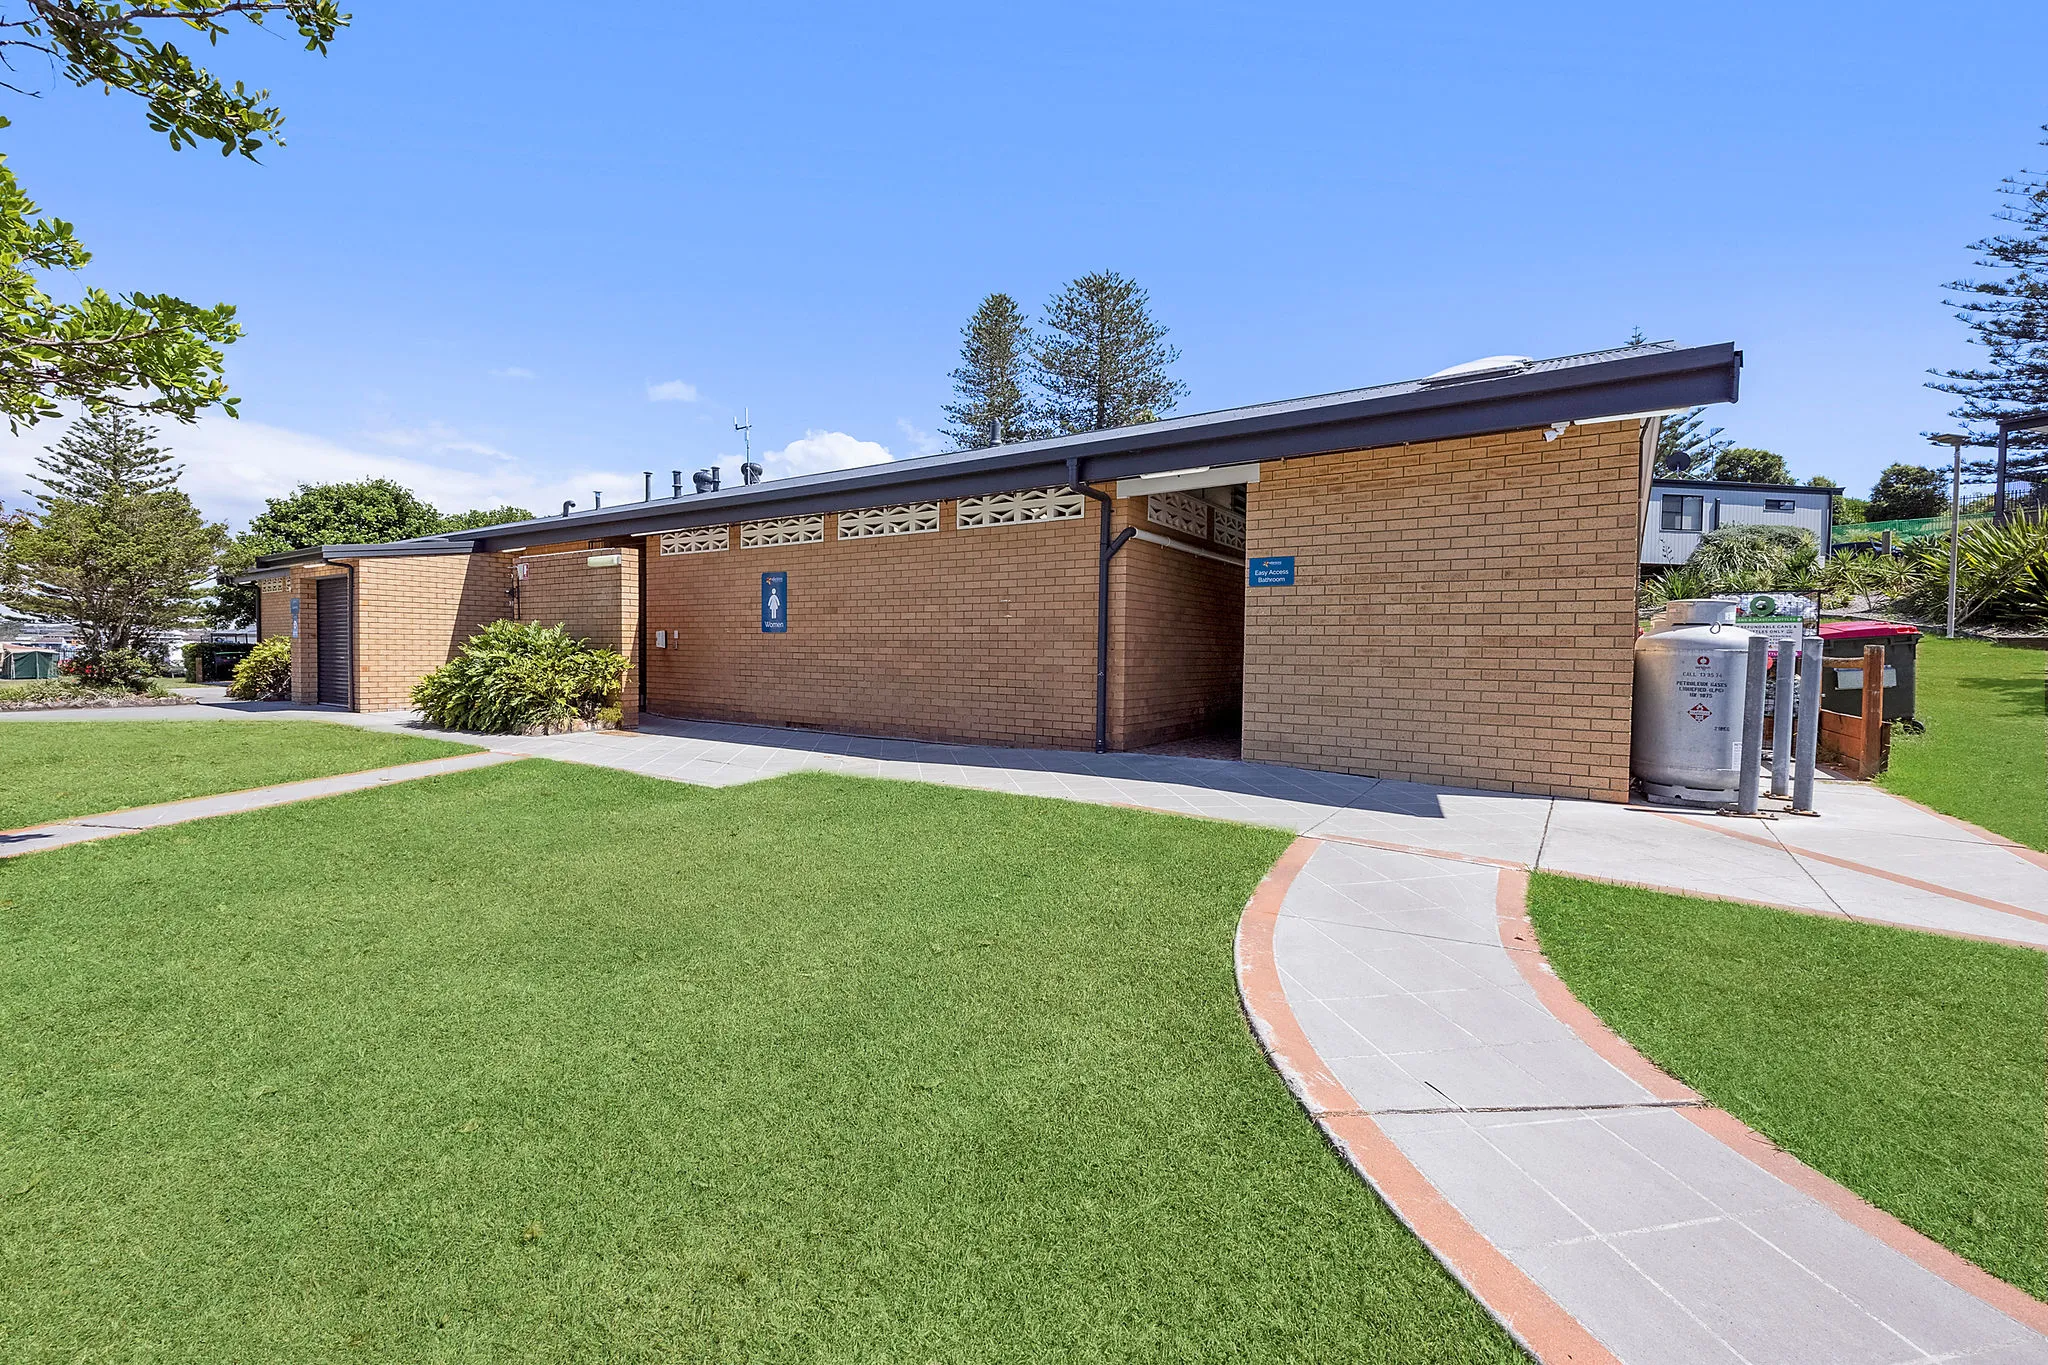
[9,699,2046,1361]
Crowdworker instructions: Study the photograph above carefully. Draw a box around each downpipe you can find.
[1067,457,1136,754]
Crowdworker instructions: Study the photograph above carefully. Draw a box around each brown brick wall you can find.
[513,545,641,726]
[1108,495,1245,749]
[350,554,514,712]
[643,501,1099,747]
[1240,421,1642,801]
[256,581,290,642]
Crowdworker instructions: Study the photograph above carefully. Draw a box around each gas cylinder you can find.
[1631,599,1755,805]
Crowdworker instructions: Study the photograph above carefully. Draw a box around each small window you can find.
[1764,498,1797,513]
[1660,494,1703,532]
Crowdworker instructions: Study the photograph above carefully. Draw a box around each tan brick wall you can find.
[643,501,1099,747]
[513,545,641,726]
[256,581,290,642]
[1240,421,1642,801]
[1108,494,1245,749]
[350,554,514,712]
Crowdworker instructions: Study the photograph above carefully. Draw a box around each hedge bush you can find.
[411,621,629,733]
[228,636,293,700]
[60,648,155,692]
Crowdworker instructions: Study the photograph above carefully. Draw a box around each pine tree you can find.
[1034,271,1189,434]
[1929,126,2048,488]
[942,293,1040,449]
[1653,407,1730,477]
[0,409,225,651]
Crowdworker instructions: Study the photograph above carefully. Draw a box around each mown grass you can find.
[0,762,1519,1362]
[1879,635,2047,850]
[0,719,477,829]
[1529,872,2047,1299]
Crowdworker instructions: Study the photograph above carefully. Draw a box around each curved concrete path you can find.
[1243,835,2048,1364]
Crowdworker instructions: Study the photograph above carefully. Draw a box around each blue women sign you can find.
[761,572,788,633]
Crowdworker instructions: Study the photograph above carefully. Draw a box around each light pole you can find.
[1928,434,1969,639]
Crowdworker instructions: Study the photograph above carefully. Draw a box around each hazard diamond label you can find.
[1689,702,1712,722]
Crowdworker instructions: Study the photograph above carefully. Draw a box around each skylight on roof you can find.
[1421,355,1534,385]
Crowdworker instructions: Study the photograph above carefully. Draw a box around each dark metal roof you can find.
[1652,478,1839,495]
[261,340,1740,563]
[243,535,473,576]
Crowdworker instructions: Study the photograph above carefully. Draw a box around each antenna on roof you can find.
[737,407,763,485]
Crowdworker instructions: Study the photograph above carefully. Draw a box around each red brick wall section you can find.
[1108,494,1245,749]
[1240,421,1643,801]
[349,554,515,712]
[642,500,1099,747]
[513,545,641,726]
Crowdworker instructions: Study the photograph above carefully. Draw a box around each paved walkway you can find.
[0,750,520,858]
[1244,840,2048,1364]
[11,700,2046,1361]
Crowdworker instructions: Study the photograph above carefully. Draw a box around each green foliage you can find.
[437,505,533,533]
[1868,462,1949,521]
[0,4,348,424]
[227,634,290,699]
[1639,525,1819,608]
[1709,446,1792,484]
[1636,563,1714,608]
[1837,495,1869,523]
[1653,406,1729,477]
[943,292,1041,449]
[1898,507,2048,628]
[1929,125,2048,485]
[411,620,629,733]
[59,645,153,690]
[0,409,226,650]
[1034,271,1188,434]
[213,481,517,626]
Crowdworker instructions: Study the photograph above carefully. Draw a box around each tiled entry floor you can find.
[1267,840,2048,1365]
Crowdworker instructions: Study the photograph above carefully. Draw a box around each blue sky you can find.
[6,1,2047,528]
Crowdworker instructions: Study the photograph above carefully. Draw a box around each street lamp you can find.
[1928,434,1970,639]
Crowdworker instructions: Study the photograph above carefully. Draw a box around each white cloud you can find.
[366,421,509,461]
[646,379,700,403]
[896,418,946,457]
[762,430,894,478]
[491,366,537,380]
[0,411,635,532]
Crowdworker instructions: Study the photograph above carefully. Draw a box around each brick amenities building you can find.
[242,341,1742,801]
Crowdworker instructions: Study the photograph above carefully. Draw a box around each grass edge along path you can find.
[1878,635,2047,851]
[0,719,480,830]
[1527,871,2047,1301]
[0,762,1521,1362]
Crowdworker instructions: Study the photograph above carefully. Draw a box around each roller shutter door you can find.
[315,576,352,707]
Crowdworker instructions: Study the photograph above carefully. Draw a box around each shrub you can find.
[228,636,293,700]
[1639,525,1819,609]
[411,621,629,733]
[1899,508,2048,628]
[60,647,154,692]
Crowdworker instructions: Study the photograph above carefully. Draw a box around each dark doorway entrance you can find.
[315,575,352,707]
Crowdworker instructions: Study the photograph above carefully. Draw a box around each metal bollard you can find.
[1793,634,1822,814]
[1737,634,1769,814]
[1770,640,1796,798]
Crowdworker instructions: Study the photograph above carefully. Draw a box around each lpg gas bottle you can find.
[1631,599,1755,805]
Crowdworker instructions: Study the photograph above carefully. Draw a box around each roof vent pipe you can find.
[741,460,763,486]
[593,491,602,509]
[672,470,683,499]
[561,500,575,516]
[643,471,653,501]
[692,467,721,494]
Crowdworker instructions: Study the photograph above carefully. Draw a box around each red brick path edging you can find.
[1234,837,1620,1364]
[1497,866,2048,1342]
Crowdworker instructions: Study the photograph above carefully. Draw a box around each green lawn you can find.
[1879,635,2047,850]
[1529,872,2047,1299]
[0,719,478,830]
[0,762,1518,1362]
